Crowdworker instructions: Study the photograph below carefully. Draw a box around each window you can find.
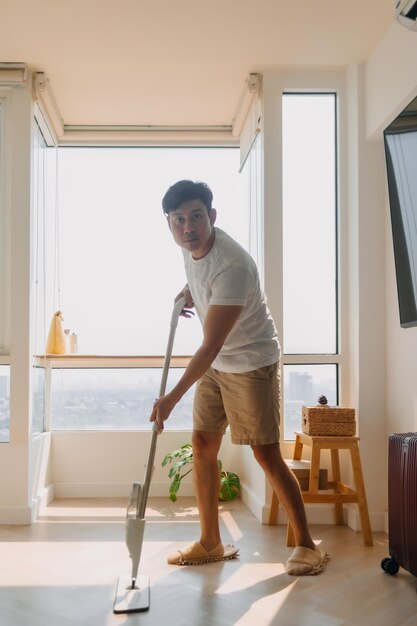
[32,366,45,436]
[0,365,10,443]
[49,147,249,430]
[32,113,57,435]
[0,99,7,352]
[247,132,263,280]
[51,367,193,431]
[284,364,337,437]
[57,147,249,355]
[282,93,339,440]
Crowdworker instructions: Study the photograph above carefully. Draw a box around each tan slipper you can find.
[285,546,329,576]
[167,541,239,566]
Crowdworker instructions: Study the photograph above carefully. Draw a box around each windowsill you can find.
[34,354,191,368]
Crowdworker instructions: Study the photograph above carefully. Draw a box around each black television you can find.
[384,94,417,328]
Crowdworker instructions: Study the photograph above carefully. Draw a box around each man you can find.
[150,180,328,575]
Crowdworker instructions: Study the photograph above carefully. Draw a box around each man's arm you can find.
[150,304,243,431]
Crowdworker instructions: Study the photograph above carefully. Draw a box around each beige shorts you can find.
[193,362,280,445]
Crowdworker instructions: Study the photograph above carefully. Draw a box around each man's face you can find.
[167,198,217,259]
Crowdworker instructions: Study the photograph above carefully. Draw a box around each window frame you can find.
[0,97,9,355]
[31,74,348,440]
[282,91,341,440]
[282,91,339,356]
[261,71,348,443]
[36,143,252,432]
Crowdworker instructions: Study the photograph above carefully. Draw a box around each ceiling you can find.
[0,0,395,128]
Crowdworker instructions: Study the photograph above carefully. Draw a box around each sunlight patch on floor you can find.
[215,563,288,594]
[215,564,298,626]
[220,510,243,542]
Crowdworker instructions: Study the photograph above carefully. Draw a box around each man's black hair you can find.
[162,180,213,214]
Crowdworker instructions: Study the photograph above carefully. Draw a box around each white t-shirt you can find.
[183,227,280,373]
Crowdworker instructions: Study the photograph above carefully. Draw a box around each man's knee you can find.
[192,430,222,460]
[251,443,282,468]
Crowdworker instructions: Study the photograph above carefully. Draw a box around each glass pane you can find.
[248,135,263,280]
[0,365,10,443]
[57,147,249,356]
[282,94,337,354]
[51,368,194,430]
[0,101,4,351]
[283,364,337,441]
[32,366,45,436]
[32,120,57,355]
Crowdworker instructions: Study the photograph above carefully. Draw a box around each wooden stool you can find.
[269,431,373,547]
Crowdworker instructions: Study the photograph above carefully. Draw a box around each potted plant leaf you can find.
[162,443,241,503]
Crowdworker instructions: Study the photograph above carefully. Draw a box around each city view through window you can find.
[51,367,194,431]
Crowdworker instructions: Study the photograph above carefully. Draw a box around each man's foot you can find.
[285,546,329,575]
[167,541,239,565]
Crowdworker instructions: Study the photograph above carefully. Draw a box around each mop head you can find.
[114,574,150,613]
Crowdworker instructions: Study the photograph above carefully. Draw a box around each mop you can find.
[113,296,186,614]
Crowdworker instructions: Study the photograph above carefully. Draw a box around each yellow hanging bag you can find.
[46,310,67,354]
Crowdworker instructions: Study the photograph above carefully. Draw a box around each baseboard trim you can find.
[0,504,33,525]
[258,496,387,533]
[37,482,389,534]
[346,505,386,533]
[52,480,195,499]
[240,482,265,522]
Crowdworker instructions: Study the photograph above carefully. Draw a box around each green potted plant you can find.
[162,443,241,503]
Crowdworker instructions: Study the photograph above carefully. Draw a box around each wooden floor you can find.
[0,497,415,626]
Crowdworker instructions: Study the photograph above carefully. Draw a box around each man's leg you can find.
[167,369,239,565]
[192,430,223,551]
[167,429,239,565]
[251,442,315,550]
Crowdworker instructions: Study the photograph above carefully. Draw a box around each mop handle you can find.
[138,296,187,518]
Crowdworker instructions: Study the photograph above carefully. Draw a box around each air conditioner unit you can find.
[395,0,417,30]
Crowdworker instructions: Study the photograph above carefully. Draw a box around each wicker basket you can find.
[302,405,356,436]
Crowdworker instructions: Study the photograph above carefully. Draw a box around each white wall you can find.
[346,64,388,526]
[366,22,417,140]
[0,80,34,523]
[50,430,236,499]
[0,77,56,524]
[366,22,417,437]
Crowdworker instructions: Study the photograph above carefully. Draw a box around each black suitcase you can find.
[381,433,417,578]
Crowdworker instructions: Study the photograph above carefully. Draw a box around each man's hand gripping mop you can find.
[114,297,186,614]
